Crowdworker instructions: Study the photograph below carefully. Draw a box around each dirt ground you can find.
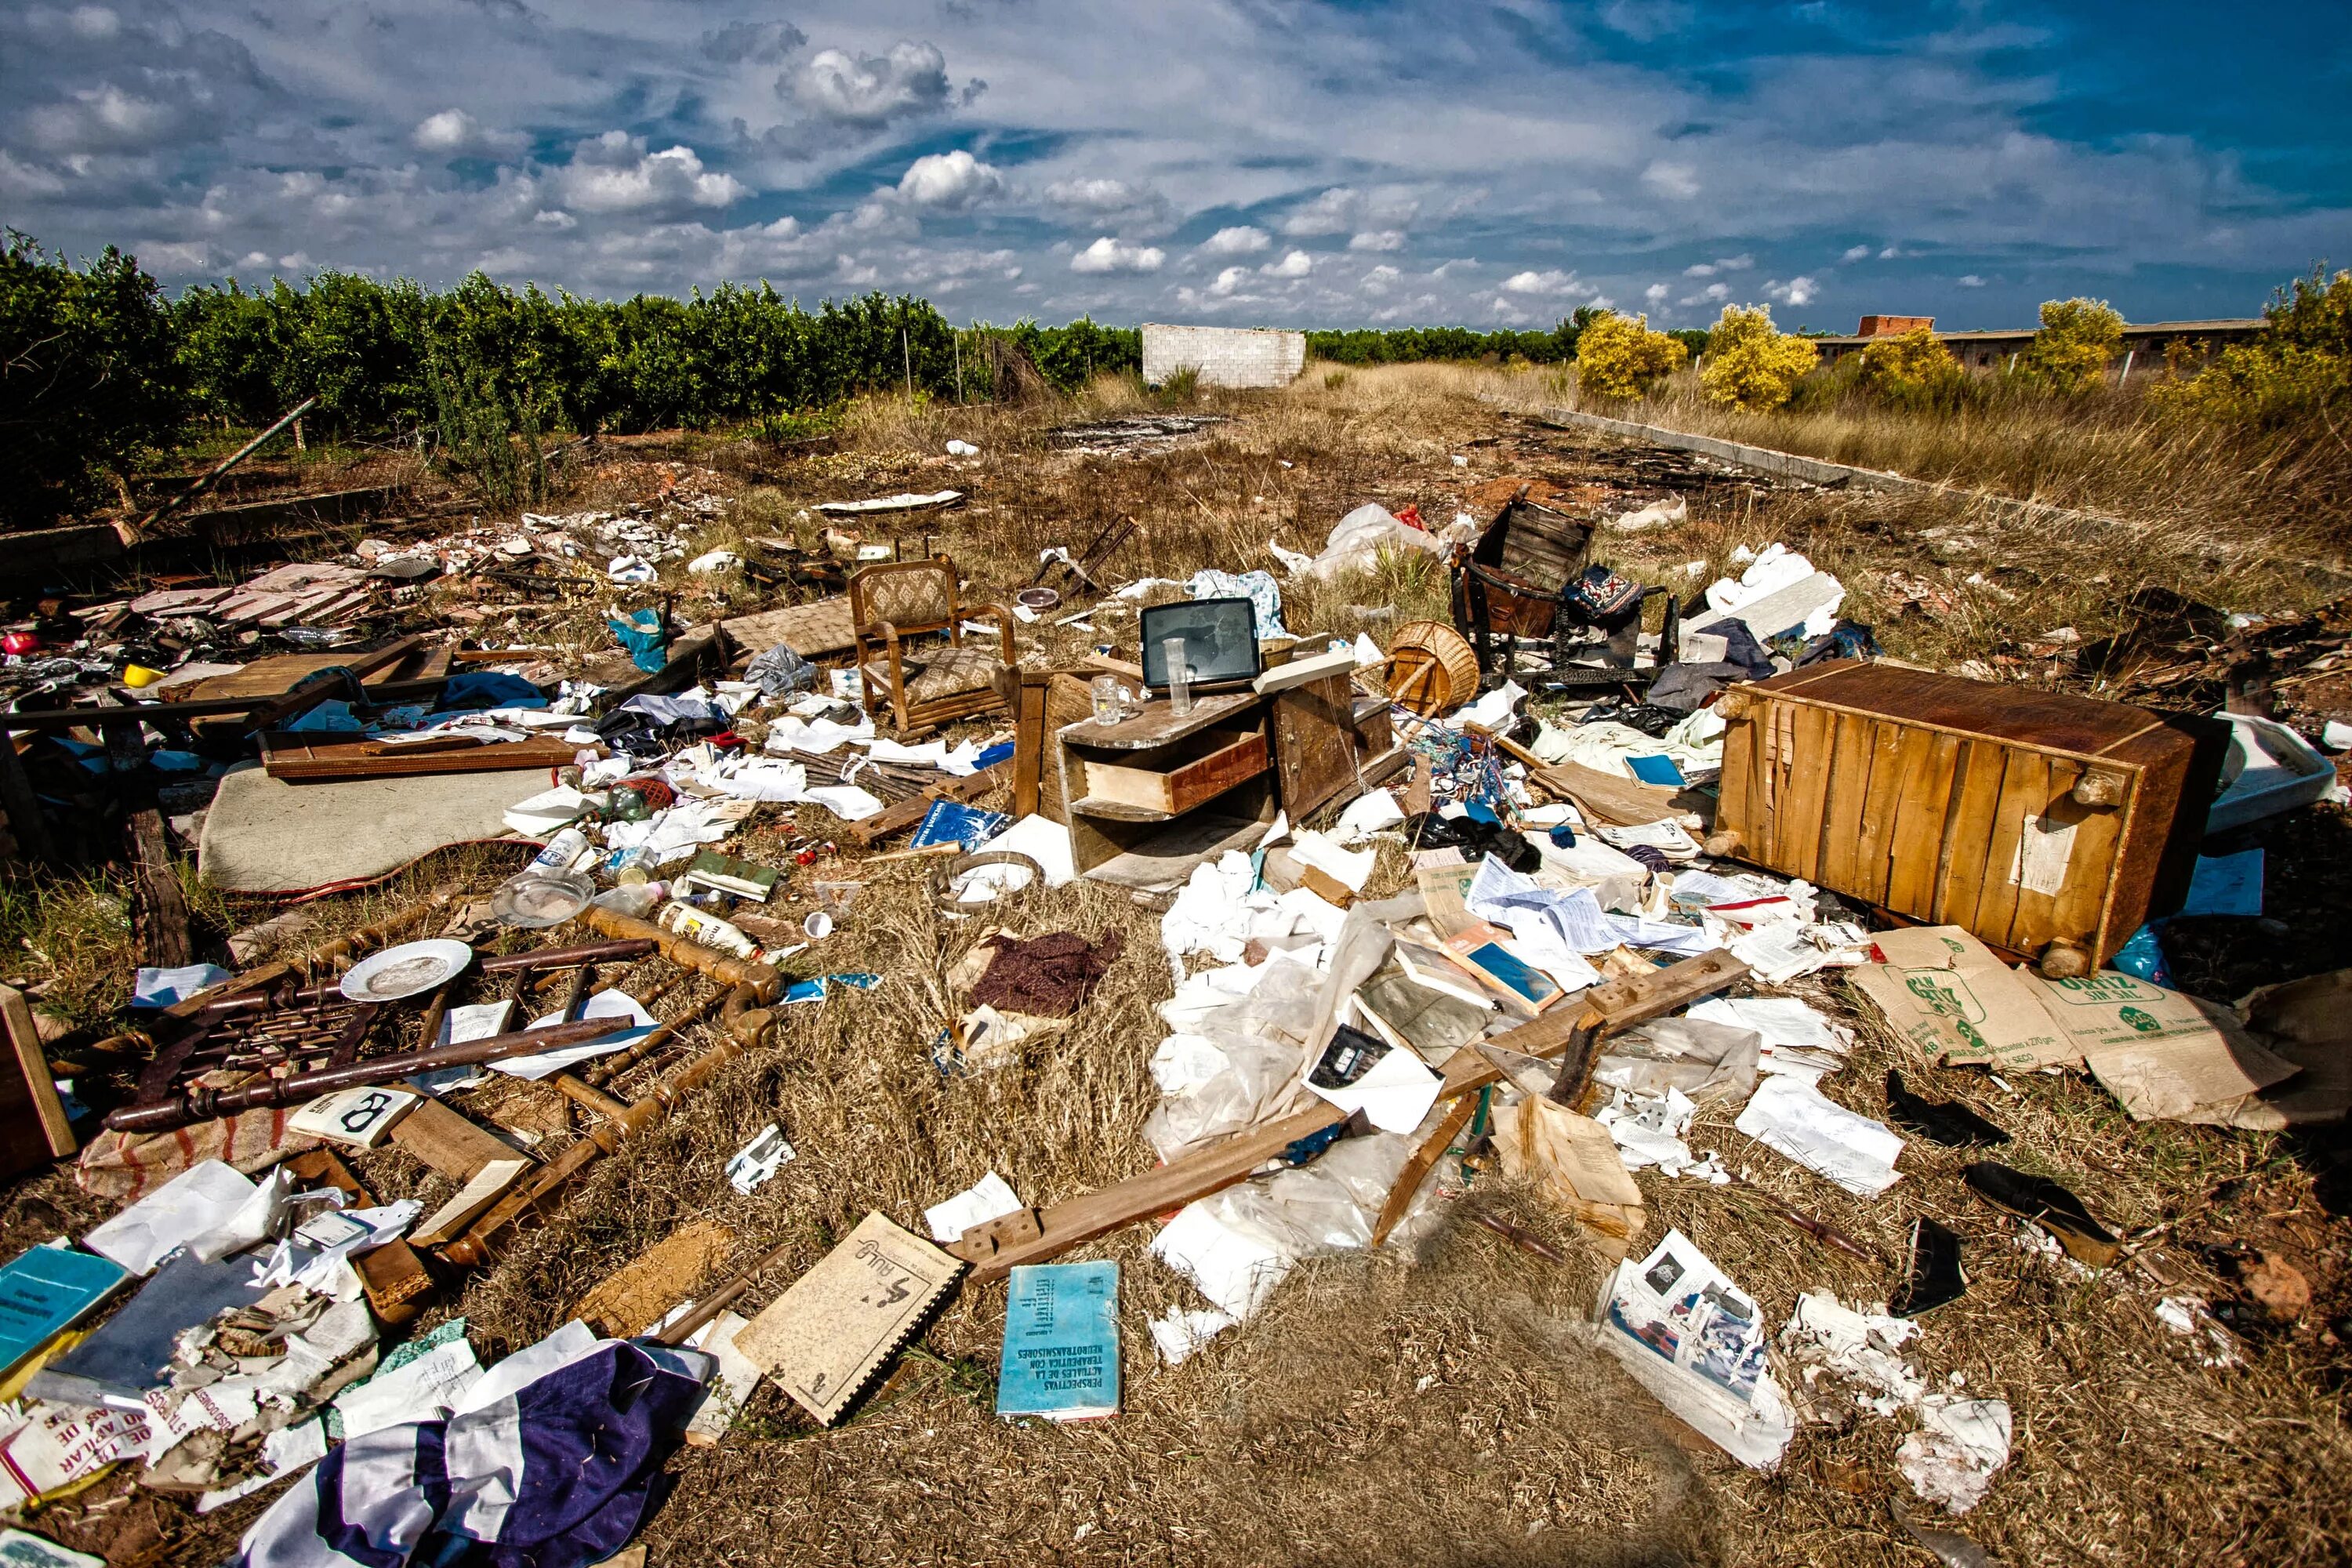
[10,364,2352,1566]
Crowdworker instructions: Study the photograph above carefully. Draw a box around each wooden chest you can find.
[1713,661,2226,975]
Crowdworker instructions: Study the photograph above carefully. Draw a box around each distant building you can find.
[1142,324,1306,389]
[1813,314,2264,373]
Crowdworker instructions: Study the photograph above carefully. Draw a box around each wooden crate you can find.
[1713,661,2226,974]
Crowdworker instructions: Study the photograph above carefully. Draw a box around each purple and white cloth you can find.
[232,1323,712,1568]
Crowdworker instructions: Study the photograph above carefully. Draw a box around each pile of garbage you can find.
[6,422,2352,1568]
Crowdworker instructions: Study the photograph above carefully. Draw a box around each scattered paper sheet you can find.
[924,1171,1025,1243]
[412,1159,532,1248]
[1896,1396,2012,1514]
[1147,1307,1236,1367]
[83,1160,278,1276]
[1300,1035,1443,1134]
[332,1335,483,1440]
[495,990,657,1080]
[726,1125,795,1194]
[1735,1076,1905,1196]
[1592,1229,1795,1468]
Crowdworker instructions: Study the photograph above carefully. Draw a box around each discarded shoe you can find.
[1886,1070,2011,1148]
[1890,1217,1967,1316]
[1962,1162,2119,1266]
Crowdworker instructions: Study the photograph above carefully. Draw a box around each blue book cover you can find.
[910,799,1011,852]
[0,1247,129,1377]
[1627,753,1686,788]
[996,1260,1120,1421]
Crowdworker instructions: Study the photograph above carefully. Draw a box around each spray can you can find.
[528,828,590,876]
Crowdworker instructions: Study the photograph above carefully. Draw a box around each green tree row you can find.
[2,232,1144,530]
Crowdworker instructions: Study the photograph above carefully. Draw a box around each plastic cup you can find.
[1163,637,1192,717]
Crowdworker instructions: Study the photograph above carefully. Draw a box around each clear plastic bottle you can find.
[590,880,668,920]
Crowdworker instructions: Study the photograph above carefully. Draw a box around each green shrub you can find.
[1856,324,1964,403]
[2026,297,2124,394]
[2155,267,2352,426]
[1698,304,1818,410]
[0,233,183,528]
[1574,310,1688,399]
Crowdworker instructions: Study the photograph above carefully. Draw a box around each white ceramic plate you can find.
[339,938,474,1003]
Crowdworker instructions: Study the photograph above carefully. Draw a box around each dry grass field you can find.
[7,363,2351,1567]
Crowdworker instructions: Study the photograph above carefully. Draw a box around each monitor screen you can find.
[1140,598,1260,689]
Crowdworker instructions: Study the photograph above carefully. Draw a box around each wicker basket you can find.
[1386,621,1480,717]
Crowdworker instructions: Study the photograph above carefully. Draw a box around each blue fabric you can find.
[434,672,549,713]
[230,1337,708,1568]
[607,610,668,674]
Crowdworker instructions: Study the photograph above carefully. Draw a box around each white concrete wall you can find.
[1142,324,1306,389]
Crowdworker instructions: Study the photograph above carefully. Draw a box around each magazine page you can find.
[1592,1229,1793,1468]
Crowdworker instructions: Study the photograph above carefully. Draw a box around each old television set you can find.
[1140,597,1261,694]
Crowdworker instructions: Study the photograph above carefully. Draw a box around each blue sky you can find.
[2,1,2344,332]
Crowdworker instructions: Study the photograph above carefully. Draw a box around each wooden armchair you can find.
[849,557,1017,735]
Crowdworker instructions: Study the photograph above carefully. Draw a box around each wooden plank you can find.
[0,985,74,1167]
[1269,671,1362,820]
[1970,750,2048,948]
[1716,703,1755,848]
[949,949,1747,1280]
[1853,724,1922,909]
[2012,760,2094,957]
[1886,731,1962,918]
[1530,759,1679,826]
[1078,731,1268,818]
[1777,702,1836,881]
[840,762,1011,848]
[261,733,578,782]
[174,641,445,705]
[1816,711,1877,893]
[1933,740,2006,926]
[574,1220,733,1338]
[388,1096,528,1181]
[125,808,194,969]
[2046,779,2129,960]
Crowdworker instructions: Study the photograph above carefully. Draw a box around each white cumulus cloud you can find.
[557,132,746,214]
[1642,162,1700,200]
[1201,225,1271,255]
[1766,275,1820,306]
[1348,230,1404,251]
[791,41,952,126]
[1209,265,1250,296]
[1070,235,1164,274]
[1501,268,1591,297]
[896,149,1003,209]
[1261,249,1312,278]
[1841,244,1872,263]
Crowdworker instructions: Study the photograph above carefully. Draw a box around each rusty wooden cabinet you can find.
[1713,661,2226,974]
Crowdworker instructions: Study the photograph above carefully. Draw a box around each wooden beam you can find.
[949,950,1748,1281]
[388,1096,530,1182]
[843,760,1011,848]
[0,985,76,1164]
[125,809,193,968]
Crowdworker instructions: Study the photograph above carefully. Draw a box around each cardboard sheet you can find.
[2031,970,2299,1129]
[1846,926,2077,1071]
